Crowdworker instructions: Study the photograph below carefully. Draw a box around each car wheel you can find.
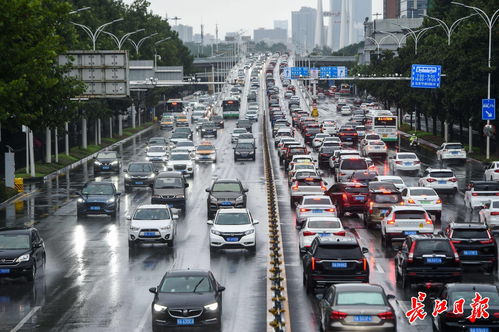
[152,323,161,332]
[305,274,314,294]
[128,240,136,248]
[209,246,218,254]
[381,236,387,249]
[401,272,409,289]
[26,264,36,282]
[124,186,130,193]
[435,212,442,223]
[248,245,256,254]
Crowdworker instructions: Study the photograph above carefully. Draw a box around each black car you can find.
[432,283,499,332]
[173,127,193,140]
[348,170,378,185]
[234,141,256,161]
[124,162,157,192]
[445,222,497,274]
[236,119,253,133]
[0,227,45,282]
[93,151,121,173]
[76,181,121,218]
[150,269,225,331]
[338,127,359,145]
[212,115,224,129]
[302,236,370,293]
[206,179,248,218]
[318,146,336,167]
[201,121,217,138]
[395,235,462,288]
[247,91,257,101]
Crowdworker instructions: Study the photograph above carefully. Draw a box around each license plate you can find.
[438,180,447,184]
[332,262,347,268]
[102,166,110,170]
[312,209,323,213]
[226,237,239,242]
[452,151,459,155]
[319,233,329,237]
[177,318,194,325]
[221,201,232,206]
[470,328,489,332]
[426,257,442,264]
[90,206,101,211]
[404,162,412,166]
[405,231,417,235]
[463,250,478,256]
[354,315,372,322]
[420,200,432,204]
[143,232,157,237]
[0,269,10,274]
[135,181,144,185]
[354,196,364,201]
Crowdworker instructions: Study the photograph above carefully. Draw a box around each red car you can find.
[325,182,369,217]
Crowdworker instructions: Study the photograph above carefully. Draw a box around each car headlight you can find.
[211,229,221,235]
[145,157,150,161]
[15,254,30,263]
[235,195,244,202]
[204,302,219,311]
[175,194,185,198]
[188,167,193,171]
[210,196,217,203]
[153,304,167,312]
[130,226,140,231]
[111,160,118,165]
[148,173,156,178]
[94,160,102,166]
[160,225,171,230]
[235,152,241,155]
[107,197,115,203]
[77,198,84,203]
[244,229,255,235]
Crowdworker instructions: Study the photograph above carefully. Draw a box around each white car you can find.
[484,161,499,181]
[436,142,467,163]
[128,204,178,247]
[418,168,458,193]
[174,139,195,154]
[207,208,259,252]
[381,206,434,248]
[287,154,316,171]
[245,109,258,122]
[400,187,442,221]
[321,121,337,135]
[294,195,337,228]
[479,199,499,233]
[374,176,407,191]
[166,152,194,177]
[361,140,387,158]
[231,128,248,143]
[312,133,330,150]
[340,106,352,116]
[298,217,344,254]
[464,181,499,209]
[389,152,421,173]
[146,145,168,162]
[329,149,361,170]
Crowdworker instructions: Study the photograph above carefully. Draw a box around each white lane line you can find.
[134,305,151,332]
[10,306,41,332]
[376,263,385,273]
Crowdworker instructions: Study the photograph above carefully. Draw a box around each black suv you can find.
[302,236,369,293]
[432,283,499,332]
[173,127,193,141]
[395,235,462,288]
[317,146,337,168]
[93,150,121,173]
[234,141,256,161]
[236,119,253,133]
[206,179,248,218]
[124,162,157,192]
[76,181,121,218]
[0,227,46,282]
[445,222,497,274]
[150,269,225,331]
[201,121,217,138]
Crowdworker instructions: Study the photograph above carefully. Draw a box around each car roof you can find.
[406,186,437,193]
[136,204,169,210]
[157,171,184,178]
[448,222,488,230]
[333,283,384,293]
[426,168,453,172]
[84,181,114,186]
[391,206,426,212]
[317,235,358,245]
[217,208,248,214]
[407,234,447,241]
[376,176,403,180]
[445,283,499,292]
[214,179,241,183]
[167,269,211,277]
[0,227,34,234]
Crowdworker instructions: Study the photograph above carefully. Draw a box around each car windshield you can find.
[430,171,454,178]
[398,154,417,160]
[216,213,250,225]
[373,193,401,203]
[134,208,171,220]
[176,141,194,147]
[170,154,189,161]
[202,123,215,128]
[473,183,499,191]
[155,177,183,189]
[316,244,362,259]
[128,163,152,172]
[394,210,426,219]
[148,146,165,153]
[446,144,463,150]
[296,178,322,186]
[450,291,499,307]
[336,291,385,305]
[0,234,30,250]
[341,159,368,170]
[82,184,114,195]
[414,240,453,256]
[345,186,368,194]
[410,188,437,196]
[308,219,341,229]
[233,129,247,134]
[382,178,404,184]
[197,145,215,151]
[452,229,489,239]
[160,276,212,293]
[236,143,254,150]
[172,133,189,139]
[212,182,241,192]
[304,198,330,205]
[366,135,380,140]
[295,165,315,171]
[149,139,165,144]
[97,151,117,159]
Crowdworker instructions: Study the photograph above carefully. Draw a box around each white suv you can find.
[208,209,259,252]
[381,206,434,248]
[484,161,499,181]
[128,204,178,248]
[418,168,458,193]
[166,152,194,177]
[464,181,499,210]
[436,142,467,163]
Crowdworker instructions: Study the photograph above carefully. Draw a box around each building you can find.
[253,28,287,44]
[292,6,317,53]
[383,0,400,19]
[400,0,429,18]
[274,20,288,33]
[172,24,193,43]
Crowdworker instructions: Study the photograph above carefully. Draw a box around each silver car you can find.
[295,195,337,228]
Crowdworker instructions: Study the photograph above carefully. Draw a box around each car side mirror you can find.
[207,220,214,225]
[173,214,179,220]
[116,192,122,196]
[154,169,159,174]
[323,181,328,186]
[123,169,128,173]
[185,183,189,188]
[205,188,210,192]
[126,215,132,220]
[149,183,154,188]
[244,188,249,192]
[387,294,396,300]
[149,287,158,294]
[218,286,226,292]
[34,242,43,249]
[315,293,324,301]
[253,220,260,225]
[362,247,369,254]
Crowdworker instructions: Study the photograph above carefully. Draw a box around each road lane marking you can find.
[376,263,385,273]
[10,306,41,332]
[134,305,151,332]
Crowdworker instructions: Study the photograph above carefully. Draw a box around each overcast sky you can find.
[123,0,383,38]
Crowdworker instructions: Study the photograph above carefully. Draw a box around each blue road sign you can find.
[290,67,309,79]
[319,66,348,79]
[482,99,496,120]
[411,64,441,89]
[283,67,291,80]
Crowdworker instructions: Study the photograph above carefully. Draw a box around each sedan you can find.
[295,196,337,228]
[389,152,421,174]
[93,151,121,173]
[298,217,345,254]
[479,199,499,234]
[401,187,442,221]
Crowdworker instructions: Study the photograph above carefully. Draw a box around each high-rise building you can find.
[400,0,428,18]
[274,20,288,32]
[292,6,317,53]
[253,28,287,45]
[327,0,342,51]
[384,0,400,19]
[336,0,372,50]
[172,24,193,43]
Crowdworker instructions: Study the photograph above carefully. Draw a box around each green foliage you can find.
[332,41,364,56]
[250,41,288,54]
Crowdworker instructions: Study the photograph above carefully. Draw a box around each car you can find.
[381,206,434,248]
[166,152,194,177]
[149,269,225,331]
[374,176,406,191]
[479,199,499,234]
[212,115,224,129]
[348,170,378,185]
[303,125,322,145]
[318,284,396,332]
[160,115,174,130]
[124,162,157,192]
[354,125,367,139]
[146,145,169,162]
[245,109,258,122]
[237,133,256,145]
[170,131,191,146]
[93,150,121,173]
[360,133,382,146]
[395,235,462,288]
[234,141,256,161]
[294,195,337,228]
[311,133,331,150]
[401,187,442,221]
[436,142,467,163]
[200,121,218,138]
[298,217,345,254]
[336,157,369,182]
[191,110,206,123]
[329,150,361,171]
[195,142,217,163]
[464,181,499,210]
[290,175,328,206]
[128,205,178,248]
[0,227,46,282]
[321,121,338,135]
[174,140,195,154]
[283,146,309,169]
[147,137,168,149]
[364,188,404,228]
[418,168,458,193]
[325,182,369,218]
[432,283,499,332]
[174,114,189,127]
[484,161,499,181]
[173,127,193,140]
[208,208,259,252]
[444,222,497,274]
[76,181,121,218]
[361,140,387,159]
[340,105,352,116]
[287,154,315,170]
[231,128,248,143]
[151,171,188,211]
[302,236,369,293]
[388,152,421,174]
[236,119,253,133]
[206,179,248,218]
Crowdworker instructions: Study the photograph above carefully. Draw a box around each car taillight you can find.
[325,208,336,212]
[491,212,499,215]
[311,257,322,270]
[334,231,346,236]
[495,170,499,173]
[436,199,442,204]
[496,193,499,196]
[408,241,416,263]
[330,310,348,320]
[449,241,460,263]
[387,216,396,224]
[342,193,348,201]
[451,240,461,244]
[414,161,421,164]
[320,153,328,156]
[480,238,494,244]
[407,198,416,204]
[425,215,433,224]
[378,311,395,320]
[493,312,499,318]
[446,311,464,318]
[362,258,367,270]
[321,182,327,191]
[369,201,374,214]
[427,178,436,182]
[292,182,299,191]
[302,231,316,236]
[472,193,478,196]
[300,208,311,212]
[395,161,402,165]
[449,178,458,182]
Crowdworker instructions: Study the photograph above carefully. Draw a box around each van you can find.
[151,172,189,211]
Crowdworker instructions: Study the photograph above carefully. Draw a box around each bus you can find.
[221,98,240,119]
[165,99,184,114]
[371,114,398,142]
[339,83,351,95]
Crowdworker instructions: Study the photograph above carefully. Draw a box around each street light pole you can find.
[69,7,91,15]
[71,18,124,51]
[128,33,159,55]
[392,23,439,55]
[154,37,172,70]
[452,2,499,160]
[103,28,145,50]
